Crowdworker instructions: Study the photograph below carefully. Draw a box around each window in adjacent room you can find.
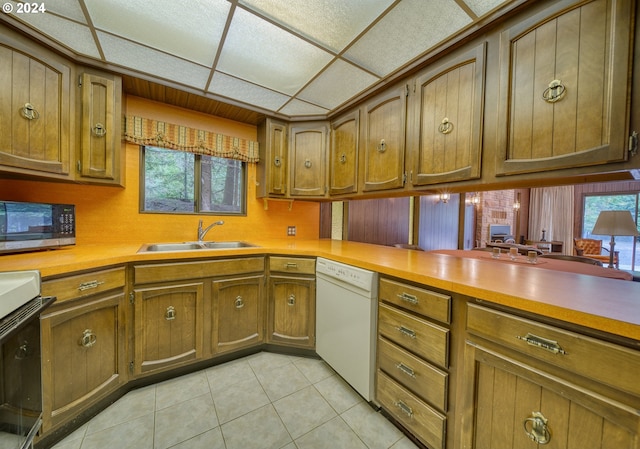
[141,146,246,215]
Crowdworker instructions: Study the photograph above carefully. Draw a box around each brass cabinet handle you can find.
[304,159,312,168]
[376,139,386,153]
[79,329,97,348]
[394,400,413,418]
[438,117,453,134]
[395,362,416,378]
[20,103,40,120]
[339,153,347,163]
[165,306,176,321]
[274,156,282,167]
[235,296,244,309]
[523,411,551,444]
[516,333,567,355]
[287,294,296,306]
[396,325,416,339]
[93,123,107,137]
[78,280,105,291]
[15,342,30,359]
[284,262,298,269]
[397,292,418,305]
[542,79,566,103]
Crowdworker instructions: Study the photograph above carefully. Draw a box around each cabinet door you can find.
[77,71,123,185]
[496,0,634,175]
[257,118,288,197]
[0,32,72,178]
[41,292,126,432]
[267,275,315,348]
[133,282,204,375]
[462,341,640,449]
[211,275,264,355]
[411,44,485,186]
[361,86,407,192]
[289,122,328,197]
[330,111,359,195]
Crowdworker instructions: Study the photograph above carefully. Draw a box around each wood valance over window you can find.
[124,115,259,163]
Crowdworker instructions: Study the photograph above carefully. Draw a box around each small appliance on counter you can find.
[0,270,55,449]
[0,201,75,254]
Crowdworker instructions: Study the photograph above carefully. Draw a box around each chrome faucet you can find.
[197,220,224,242]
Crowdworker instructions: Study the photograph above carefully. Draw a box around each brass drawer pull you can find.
[339,153,347,164]
[274,156,282,167]
[79,329,97,348]
[397,292,418,305]
[394,400,413,418]
[235,296,244,309]
[517,333,567,355]
[304,158,312,168]
[438,117,453,134]
[376,139,386,153]
[542,79,566,103]
[93,123,107,137]
[165,306,176,321]
[396,325,416,339]
[284,262,298,269]
[287,294,296,306]
[20,103,40,120]
[78,280,105,291]
[523,411,551,445]
[395,362,416,378]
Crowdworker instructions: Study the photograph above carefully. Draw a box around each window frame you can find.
[139,146,247,216]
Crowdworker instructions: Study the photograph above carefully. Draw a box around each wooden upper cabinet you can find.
[496,0,634,175]
[410,44,485,186]
[289,122,328,197]
[257,118,288,197]
[361,85,407,192]
[77,70,123,185]
[329,110,359,195]
[0,29,73,179]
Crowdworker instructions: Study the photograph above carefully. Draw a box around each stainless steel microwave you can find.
[0,201,75,254]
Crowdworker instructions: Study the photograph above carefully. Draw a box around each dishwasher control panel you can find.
[316,258,377,292]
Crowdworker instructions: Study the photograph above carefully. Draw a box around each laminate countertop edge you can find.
[1,239,638,342]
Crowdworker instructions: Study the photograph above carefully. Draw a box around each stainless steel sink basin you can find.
[138,241,258,252]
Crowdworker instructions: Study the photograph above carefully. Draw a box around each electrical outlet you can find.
[287,226,296,236]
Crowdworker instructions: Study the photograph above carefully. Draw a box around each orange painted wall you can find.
[0,96,320,245]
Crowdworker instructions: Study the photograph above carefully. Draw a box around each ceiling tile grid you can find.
[1,0,515,119]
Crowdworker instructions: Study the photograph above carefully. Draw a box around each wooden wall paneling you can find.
[347,197,410,246]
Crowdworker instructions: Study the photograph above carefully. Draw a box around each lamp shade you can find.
[592,210,640,236]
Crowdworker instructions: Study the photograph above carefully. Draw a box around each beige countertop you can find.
[1,238,638,341]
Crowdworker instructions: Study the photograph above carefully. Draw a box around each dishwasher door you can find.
[316,268,377,402]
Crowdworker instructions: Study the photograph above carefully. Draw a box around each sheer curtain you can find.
[529,186,574,255]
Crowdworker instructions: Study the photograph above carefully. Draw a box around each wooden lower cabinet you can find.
[210,274,264,354]
[460,302,640,449]
[133,282,204,375]
[40,291,126,432]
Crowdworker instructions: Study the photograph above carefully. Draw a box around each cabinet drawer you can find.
[42,267,126,303]
[467,303,640,396]
[377,370,445,449]
[379,278,450,324]
[134,257,265,284]
[269,256,315,275]
[377,336,448,411]
[379,303,449,368]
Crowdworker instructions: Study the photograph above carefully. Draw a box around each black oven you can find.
[0,271,55,449]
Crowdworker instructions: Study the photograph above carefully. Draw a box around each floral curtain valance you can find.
[124,115,259,163]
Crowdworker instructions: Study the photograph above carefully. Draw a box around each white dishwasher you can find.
[316,257,378,402]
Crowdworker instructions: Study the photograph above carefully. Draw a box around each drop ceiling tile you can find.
[238,0,395,52]
[279,98,329,117]
[298,59,379,110]
[5,8,100,58]
[463,0,510,16]
[217,7,333,95]
[209,72,290,111]
[97,31,211,89]
[344,0,472,77]
[85,0,230,66]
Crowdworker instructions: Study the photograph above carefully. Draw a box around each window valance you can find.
[124,115,259,163]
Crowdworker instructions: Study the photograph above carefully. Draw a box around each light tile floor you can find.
[51,351,420,449]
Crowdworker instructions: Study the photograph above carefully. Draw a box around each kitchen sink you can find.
[138,241,258,252]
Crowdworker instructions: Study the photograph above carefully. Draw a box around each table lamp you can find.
[591,210,639,268]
